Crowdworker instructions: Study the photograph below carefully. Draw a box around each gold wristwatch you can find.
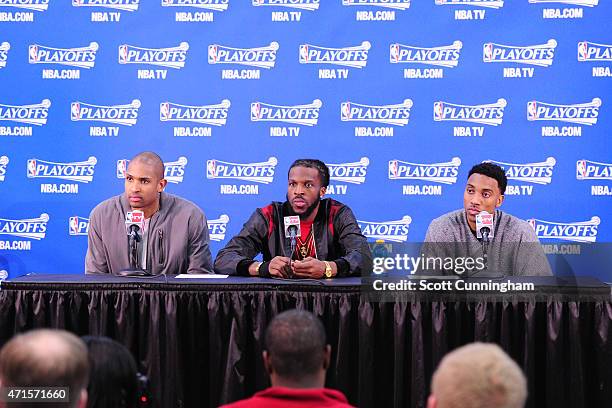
[324,261,333,278]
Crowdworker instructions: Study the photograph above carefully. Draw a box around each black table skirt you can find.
[0,275,610,408]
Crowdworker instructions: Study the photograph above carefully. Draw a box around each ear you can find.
[158,178,168,192]
[426,394,437,408]
[496,194,504,208]
[320,186,326,198]
[262,351,273,376]
[323,344,331,370]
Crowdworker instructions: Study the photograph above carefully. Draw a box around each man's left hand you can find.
[292,257,327,279]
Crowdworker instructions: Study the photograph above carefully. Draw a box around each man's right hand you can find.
[268,256,292,278]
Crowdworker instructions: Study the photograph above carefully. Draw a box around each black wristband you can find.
[258,261,271,278]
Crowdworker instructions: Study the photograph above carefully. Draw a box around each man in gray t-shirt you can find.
[422,162,552,277]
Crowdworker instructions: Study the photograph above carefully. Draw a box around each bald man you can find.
[85,151,213,275]
[0,329,89,408]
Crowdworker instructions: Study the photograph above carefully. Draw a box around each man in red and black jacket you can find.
[214,159,372,278]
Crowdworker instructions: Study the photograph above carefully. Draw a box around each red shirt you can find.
[220,386,354,408]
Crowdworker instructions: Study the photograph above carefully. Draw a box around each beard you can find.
[286,194,321,220]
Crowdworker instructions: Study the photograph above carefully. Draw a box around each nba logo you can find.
[483,43,493,62]
[527,219,536,230]
[576,160,587,180]
[208,45,218,63]
[299,45,309,63]
[207,160,217,178]
[160,103,170,121]
[577,42,588,61]
[390,44,400,63]
[433,102,444,121]
[69,216,80,235]
[118,45,128,64]
[27,160,37,178]
[71,102,81,120]
[250,103,261,121]
[28,45,38,63]
[117,160,128,178]
[340,102,351,121]
[527,101,538,121]
[388,160,399,178]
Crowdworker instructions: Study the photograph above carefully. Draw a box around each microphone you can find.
[283,215,301,258]
[125,210,144,239]
[475,211,494,270]
[475,211,494,243]
[125,210,144,270]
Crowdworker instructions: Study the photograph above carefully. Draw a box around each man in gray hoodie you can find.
[422,162,552,277]
[85,152,212,275]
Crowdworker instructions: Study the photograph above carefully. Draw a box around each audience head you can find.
[81,336,139,408]
[0,329,89,408]
[428,342,527,408]
[263,310,330,388]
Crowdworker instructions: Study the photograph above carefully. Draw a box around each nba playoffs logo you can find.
[208,214,229,241]
[578,41,612,62]
[253,0,320,10]
[29,43,99,69]
[358,216,412,242]
[251,100,321,126]
[72,0,140,11]
[528,0,598,6]
[0,42,10,69]
[341,100,412,126]
[528,217,600,243]
[434,99,506,126]
[162,0,229,10]
[117,157,188,184]
[0,0,49,11]
[484,157,556,184]
[0,213,49,240]
[576,160,612,180]
[299,41,370,68]
[119,42,189,69]
[207,157,277,184]
[0,156,8,182]
[71,100,141,126]
[342,0,410,9]
[69,216,89,236]
[27,156,97,183]
[483,40,556,66]
[208,42,278,69]
[0,99,50,126]
[160,100,230,126]
[389,157,461,184]
[435,0,504,7]
[327,157,369,184]
[527,98,601,125]
[390,41,462,67]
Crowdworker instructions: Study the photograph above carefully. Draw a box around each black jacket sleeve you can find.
[333,206,372,277]
[213,209,268,275]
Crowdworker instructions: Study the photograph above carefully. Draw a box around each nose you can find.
[293,184,304,195]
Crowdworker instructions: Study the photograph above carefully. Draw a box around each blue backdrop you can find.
[0,0,610,280]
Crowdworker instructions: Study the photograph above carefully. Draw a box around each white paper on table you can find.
[175,274,229,279]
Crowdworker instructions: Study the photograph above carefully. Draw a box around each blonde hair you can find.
[431,342,527,408]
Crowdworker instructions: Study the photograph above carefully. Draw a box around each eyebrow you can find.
[466,184,494,193]
[126,173,151,181]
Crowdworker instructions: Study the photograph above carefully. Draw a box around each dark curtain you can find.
[0,286,610,408]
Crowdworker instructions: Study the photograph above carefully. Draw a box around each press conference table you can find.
[0,275,610,408]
